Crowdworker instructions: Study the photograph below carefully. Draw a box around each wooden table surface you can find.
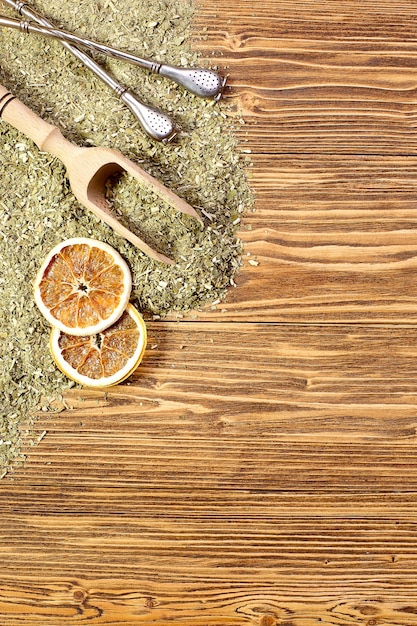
[3,1,417,624]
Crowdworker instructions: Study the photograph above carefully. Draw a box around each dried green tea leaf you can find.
[0,0,254,475]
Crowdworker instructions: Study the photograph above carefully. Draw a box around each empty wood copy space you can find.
[3,1,417,624]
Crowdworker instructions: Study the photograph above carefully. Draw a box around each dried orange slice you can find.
[34,238,132,336]
[50,303,147,387]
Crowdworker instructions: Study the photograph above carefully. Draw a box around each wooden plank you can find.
[9,320,417,485]
[1,576,417,626]
[1,513,417,620]
[195,0,417,41]
[10,322,417,491]
[194,0,417,155]
[4,486,417,517]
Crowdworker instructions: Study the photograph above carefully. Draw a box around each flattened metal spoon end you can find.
[120,90,178,144]
[158,65,227,100]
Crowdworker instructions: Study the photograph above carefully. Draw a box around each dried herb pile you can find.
[0,0,253,475]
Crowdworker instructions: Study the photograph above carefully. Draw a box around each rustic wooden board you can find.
[193,0,417,156]
[4,0,417,624]
[3,323,417,623]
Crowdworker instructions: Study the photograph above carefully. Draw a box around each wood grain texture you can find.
[193,0,417,156]
[191,0,417,322]
[199,154,417,321]
[5,0,417,624]
[14,323,417,492]
[3,323,417,623]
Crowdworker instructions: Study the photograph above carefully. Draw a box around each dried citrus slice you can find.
[34,238,132,336]
[50,303,147,387]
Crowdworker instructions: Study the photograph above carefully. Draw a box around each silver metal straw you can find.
[0,0,177,143]
[0,11,227,100]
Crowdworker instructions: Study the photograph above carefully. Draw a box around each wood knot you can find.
[260,616,276,626]
[356,604,379,616]
[73,589,87,603]
[228,34,245,50]
[240,92,262,116]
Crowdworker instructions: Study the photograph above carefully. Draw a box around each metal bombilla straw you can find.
[0,0,178,143]
[0,6,227,100]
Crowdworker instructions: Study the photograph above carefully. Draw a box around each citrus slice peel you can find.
[34,237,132,336]
[50,303,147,387]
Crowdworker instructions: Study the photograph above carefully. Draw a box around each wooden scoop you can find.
[0,84,203,264]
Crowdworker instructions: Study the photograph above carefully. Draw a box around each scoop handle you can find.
[0,84,75,162]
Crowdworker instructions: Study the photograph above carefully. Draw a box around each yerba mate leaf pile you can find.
[0,0,253,475]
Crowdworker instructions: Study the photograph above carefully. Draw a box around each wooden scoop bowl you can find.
[0,84,203,264]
